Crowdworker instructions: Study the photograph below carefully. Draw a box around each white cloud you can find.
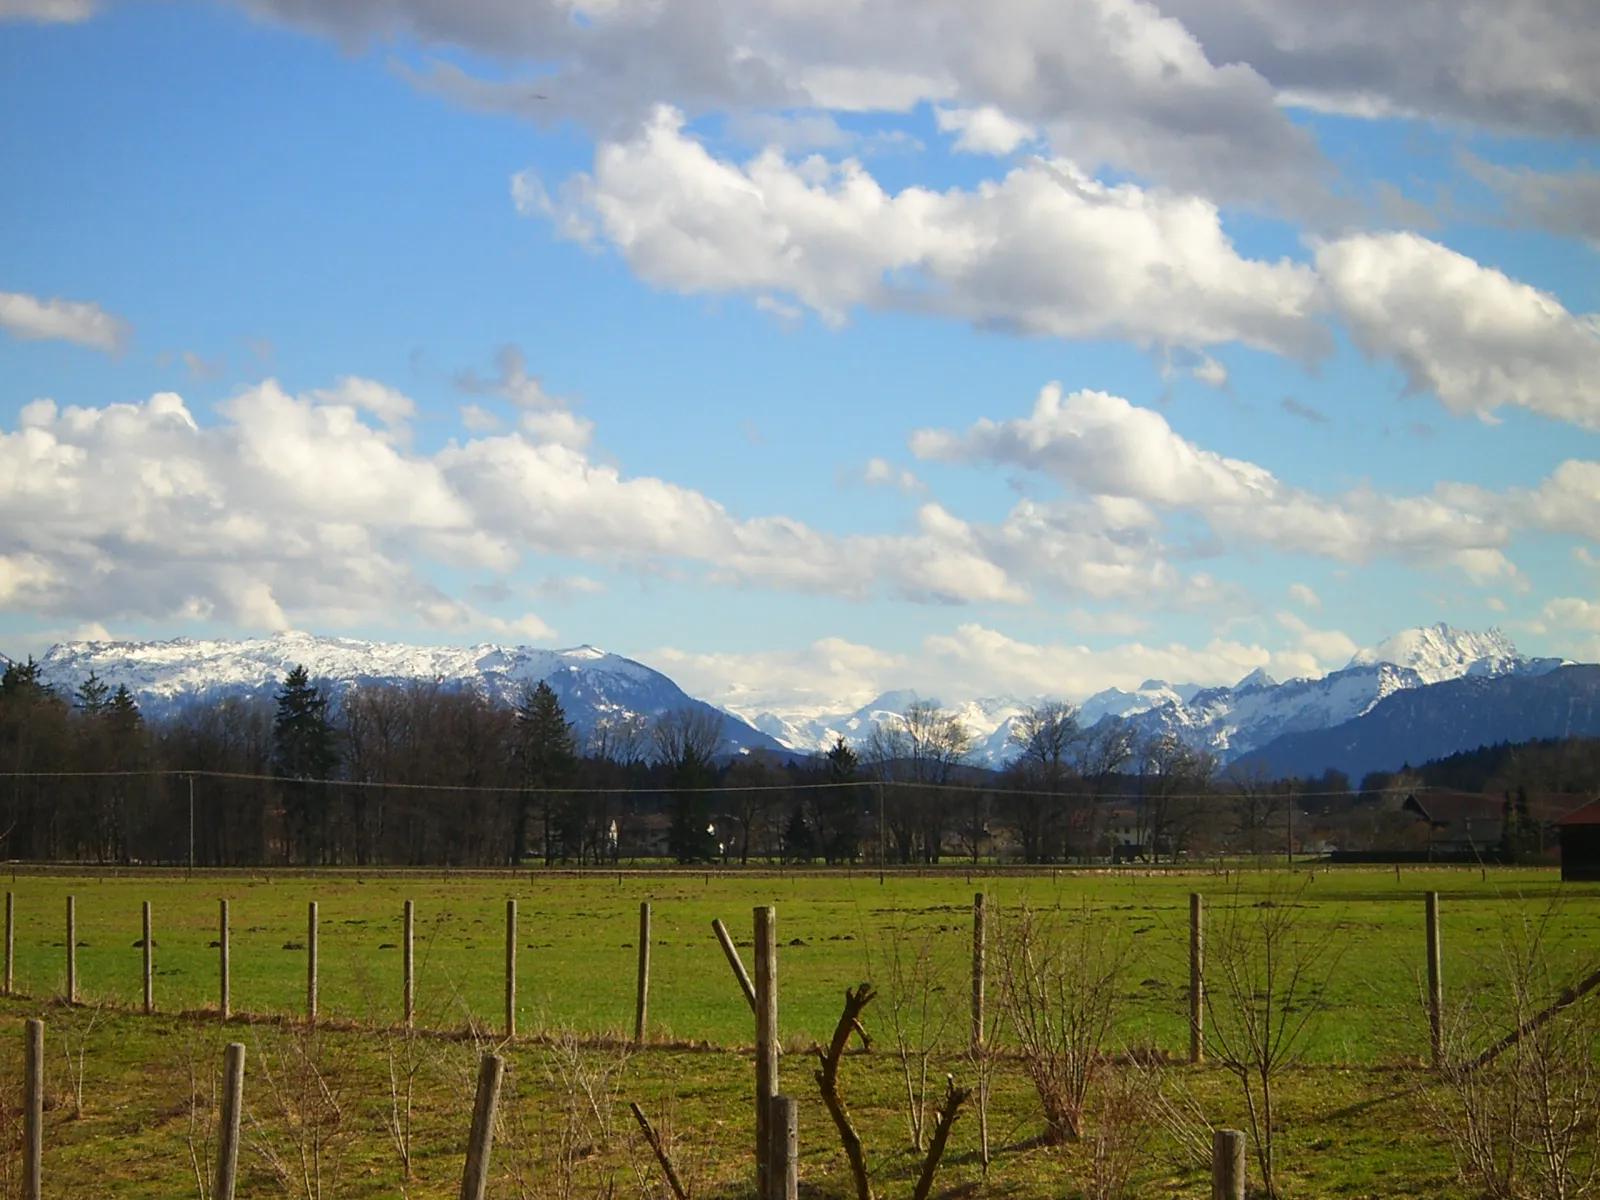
[935,105,1035,154]
[1161,0,1600,139]
[1541,596,1600,632]
[525,107,1326,357]
[0,0,94,21]
[460,403,502,432]
[1287,582,1321,610]
[1316,232,1600,428]
[911,383,1512,573]
[0,290,128,351]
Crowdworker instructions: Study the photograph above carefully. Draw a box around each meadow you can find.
[0,863,1594,1199]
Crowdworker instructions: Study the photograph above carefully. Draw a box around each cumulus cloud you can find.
[521,107,1326,357]
[1287,582,1321,610]
[259,0,1339,211]
[1316,232,1600,427]
[935,105,1035,155]
[1542,596,1600,632]
[0,290,129,351]
[8,367,1255,639]
[911,383,1514,576]
[1161,0,1600,138]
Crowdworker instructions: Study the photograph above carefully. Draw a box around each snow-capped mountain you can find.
[32,631,785,755]
[1097,624,1565,763]
[731,623,1568,767]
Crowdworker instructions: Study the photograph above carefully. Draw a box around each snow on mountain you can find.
[1107,624,1568,763]
[32,632,785,755]
[736,624,1572,767]
[1347,624,1526,685]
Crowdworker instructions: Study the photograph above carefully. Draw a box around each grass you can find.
[0,863,1594,1197]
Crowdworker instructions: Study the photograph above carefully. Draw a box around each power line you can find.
[0,766,1369,802]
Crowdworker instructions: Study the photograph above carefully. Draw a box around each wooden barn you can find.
[1557,798,1600,881]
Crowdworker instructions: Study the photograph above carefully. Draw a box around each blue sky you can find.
[2,0,1599,718]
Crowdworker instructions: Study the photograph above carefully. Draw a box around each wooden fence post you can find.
[403,899,415,1028]
[5,890,13,996]
[712,917,757,1010]
[970,892,986,1054]
[1190,892,1205,1065]
[1426,891,1443,1068]
[635,900,651,1045]
[307,900,319,1024]
[754,905,778,1200]
[65,895,75,1004]
[1211,1128,1245,1200]
[142,900,153,1014]
[24,1017,42,1200]
[459,1052,506,1200]
[213,1041,246,1200]
[504,898,517,1039]
[768,1094,798,1200]
[219,898,230,1020]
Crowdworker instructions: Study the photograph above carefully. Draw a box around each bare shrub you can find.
[1423,906,1600,1200]
[247,1023,353,1200]
[993,901,1126,1144]
[1205,882,1335,1200]
[882,918,956,1151]
[1080,1064,1157,1200]
[502,1031,632,1200]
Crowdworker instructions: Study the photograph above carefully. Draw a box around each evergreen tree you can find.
[513,681,578,865]
[782,806,817,863]
[813,736,863,863]
[74,672,110,715]
[271,665,338,864]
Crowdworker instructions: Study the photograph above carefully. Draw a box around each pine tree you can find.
[74,672,110,715]
[271,665,338,864]
[782,806,817,863]
[513,681,577,865]
[814,736,863,863]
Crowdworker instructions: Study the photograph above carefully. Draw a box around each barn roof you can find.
[1557,797,1600,826]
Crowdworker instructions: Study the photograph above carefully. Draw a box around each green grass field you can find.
[0,864,1594,1198]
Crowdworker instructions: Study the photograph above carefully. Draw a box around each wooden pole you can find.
[1211,1128,1245,1200]
[24,1017,42,1200]
[65,894,75,1004]
[712,917,757,1010]
[504,898,517,1039]
[307,900,319,1024]
[4,890,13,996]
[142,900,153,1014]
[1426,891,1443,1068]
[635,900,651,1044]
[213,1041,246,1200]
[403,899,415,1028]
[459,1052,506,1200]
[1190,892,1205,1065]
[754,905,778,1200]
[219,898,230,1020]
[631,1101,689,1200]
[970,892,986,1054]
[769,1094,798,1200]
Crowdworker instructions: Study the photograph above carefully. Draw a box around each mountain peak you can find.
[1348,623,1521,685]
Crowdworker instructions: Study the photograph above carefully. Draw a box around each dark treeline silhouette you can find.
[7,654,1595,867]
[0,656,871,867]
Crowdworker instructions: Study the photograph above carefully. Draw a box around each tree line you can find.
[11,655,1574,868]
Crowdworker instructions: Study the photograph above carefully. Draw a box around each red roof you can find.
[1557,798,1600,826]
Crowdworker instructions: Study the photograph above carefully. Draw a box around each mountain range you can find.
[19,623,1584,778]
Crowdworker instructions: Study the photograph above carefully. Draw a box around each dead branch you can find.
[911,1078,971,1200]
[816,983,877,1200]
[1466,960,1600,1071]
[629,1101,688,1200]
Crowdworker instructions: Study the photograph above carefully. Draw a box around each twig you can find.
[629,1101,688,1200]
[816,984,877,1200]
[911,1078,971,1200]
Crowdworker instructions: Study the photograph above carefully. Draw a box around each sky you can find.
[2,0,1599,721]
